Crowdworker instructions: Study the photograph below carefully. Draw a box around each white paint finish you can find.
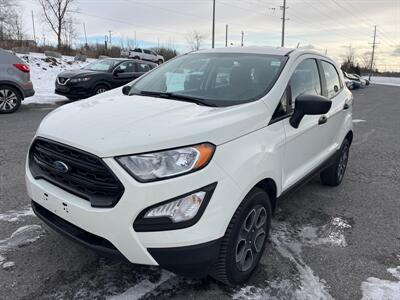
[26,49,353,272]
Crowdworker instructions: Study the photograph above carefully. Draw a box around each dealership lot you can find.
[0,85,399,299]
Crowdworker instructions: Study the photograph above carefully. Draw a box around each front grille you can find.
[29,138,124,208]
[57,77,69,85]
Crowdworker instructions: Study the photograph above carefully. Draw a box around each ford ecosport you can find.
[26,47,353,285]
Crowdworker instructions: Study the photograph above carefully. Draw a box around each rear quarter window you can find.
[321,61,342,98]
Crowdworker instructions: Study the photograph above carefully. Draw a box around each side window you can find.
[290,59,321,106]
[137,63,151,72]
[143,49,152,55]
[321,61,341,98]
[118,61,134,73]
[133,48,142,53]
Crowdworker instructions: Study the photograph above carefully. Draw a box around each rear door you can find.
[281,57,329,190]
[319,60,349,151]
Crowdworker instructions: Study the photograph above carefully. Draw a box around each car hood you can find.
[58,69,106,78]
[36,91,271,157]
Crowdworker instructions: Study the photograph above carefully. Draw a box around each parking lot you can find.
[0,84,399,299]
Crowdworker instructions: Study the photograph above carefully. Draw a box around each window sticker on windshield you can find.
[165,72,186,92]
[271,61,281,67]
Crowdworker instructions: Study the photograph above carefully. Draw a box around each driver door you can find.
[282,58,330,191]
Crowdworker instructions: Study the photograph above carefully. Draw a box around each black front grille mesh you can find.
[29,138,124,208]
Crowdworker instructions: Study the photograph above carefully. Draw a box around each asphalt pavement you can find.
[0,85,399,300]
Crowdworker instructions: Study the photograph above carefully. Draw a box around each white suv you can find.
[126,48,164,65]
[26,47,353,285]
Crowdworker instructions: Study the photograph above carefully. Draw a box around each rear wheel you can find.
[0,85,21,114]
[320,139,350,186]
[93,85,109,95]
[158,59,163,65]
[210,188,271,285]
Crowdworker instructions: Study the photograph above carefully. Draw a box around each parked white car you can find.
[26,47,353,285]
[122,48,164,64]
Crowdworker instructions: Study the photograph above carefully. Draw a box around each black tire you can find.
[0,85,22,114]
[158,59,163,65]
[133,56,140,60]
[210,188,272,285]
[320,139,350,186]
[93,85,109,95]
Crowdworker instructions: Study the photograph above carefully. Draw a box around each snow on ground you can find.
[0,224,44,269]
[233,216,353,300]
[0,206,34,222]
[361,264,400,300]
[17,52,94,105]
[364,76,400,87]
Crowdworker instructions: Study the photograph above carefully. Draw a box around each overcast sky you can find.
[23,0,399,71]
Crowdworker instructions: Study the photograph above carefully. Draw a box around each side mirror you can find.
[289,94,332,128]
[122,86,131,95]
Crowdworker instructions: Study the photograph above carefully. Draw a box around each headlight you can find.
[133,183,217,231]
[70,77,91,83]
[116,143,215,182]
[144,191,206,223]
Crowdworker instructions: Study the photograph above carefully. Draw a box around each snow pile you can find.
[364,76,400,87]
[17,52,94,104]
[361,265,400,300]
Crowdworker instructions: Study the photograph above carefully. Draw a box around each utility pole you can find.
[31,11,37,43]
[241,31,244,47]
[369,25,379,81]
[212,0,216,48]
[108,30,112,46]
[280,0,288,47]
[83,23,88,48]
[225,24,228,47]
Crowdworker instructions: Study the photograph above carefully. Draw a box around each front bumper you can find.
[55,82,91,99]
[26,143,242,269]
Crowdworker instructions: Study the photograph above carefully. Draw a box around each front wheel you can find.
[320,139,350,186]
[93,85,109,95]
[210,188,271,285]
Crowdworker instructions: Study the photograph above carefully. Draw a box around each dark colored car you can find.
[55,58,157,100]
[0,49,35,113]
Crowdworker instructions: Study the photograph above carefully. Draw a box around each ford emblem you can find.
[53,161,69,173]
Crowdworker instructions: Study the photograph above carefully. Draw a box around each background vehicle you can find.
[344,78,355,90]
[55,58,156,100]
[343,71,362,89]
[352,73,370,85]
[0,49,35,113]
[124,48,164,64]
[28,47,353,286]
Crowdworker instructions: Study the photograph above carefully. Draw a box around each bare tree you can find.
[38,0,76,49]
[360,52,372,70]
[186,30,205,51]
[63,17,77,49]
[0,0,21,40]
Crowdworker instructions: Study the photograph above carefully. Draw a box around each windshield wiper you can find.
[133,90,218,107]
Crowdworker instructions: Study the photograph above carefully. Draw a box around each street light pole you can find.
[212,0,216,48]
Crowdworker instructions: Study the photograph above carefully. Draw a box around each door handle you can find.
[318,115,328,125]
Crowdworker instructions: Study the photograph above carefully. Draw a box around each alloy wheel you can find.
[235,205,267,272]
[337,144,349,182]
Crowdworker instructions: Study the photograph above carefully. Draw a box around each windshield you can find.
[130,53,287,106]
[83,59,116,72]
